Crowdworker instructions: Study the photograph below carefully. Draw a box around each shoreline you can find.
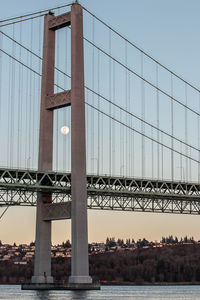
[100,281,200,286]
[0,281,200,286]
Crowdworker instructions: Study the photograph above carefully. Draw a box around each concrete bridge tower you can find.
[23,3,98,290]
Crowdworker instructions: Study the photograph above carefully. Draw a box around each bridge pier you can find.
[31,193,53,284]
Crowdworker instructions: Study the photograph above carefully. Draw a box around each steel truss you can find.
[0,168,200,214]
[88,196,200,215]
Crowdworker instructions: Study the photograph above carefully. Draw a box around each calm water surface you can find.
[0,285,200,300]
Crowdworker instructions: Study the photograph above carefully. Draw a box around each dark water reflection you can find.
[0,285,200,299]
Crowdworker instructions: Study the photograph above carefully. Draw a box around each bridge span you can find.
[0,168,200,215]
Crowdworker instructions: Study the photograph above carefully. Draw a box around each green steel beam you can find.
[0,168,200,215]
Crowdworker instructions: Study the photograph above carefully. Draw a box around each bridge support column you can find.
[32,193,53,284]
[31,13,55,284]
[68,4,92,285]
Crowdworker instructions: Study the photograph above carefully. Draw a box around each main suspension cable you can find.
[2,29,200,118]
[0,14,47,28]
[0,3,73,24]
[86,102,199,164]
[1,45,199,156]
[84,37,200,118]
[82,5,200,94]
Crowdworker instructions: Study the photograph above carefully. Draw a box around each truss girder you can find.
[0,169,71,192]
[0,169,200,214]
[87,196,200,215]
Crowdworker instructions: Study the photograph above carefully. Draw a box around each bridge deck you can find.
[0,168,200,215]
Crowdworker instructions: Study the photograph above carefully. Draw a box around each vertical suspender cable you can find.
[180,143,183,181]
[25,38,29,168]
[161,132,164,179]
[28,19,33,169]
[188,92,191,181]
[97,49,100,174]
[198,93,200,183]
[0,32,2,166]
[91,17,95,174]
[156,64,160,179]
[131,78,134,177]
[151,127,154,178]
[33,72,36,169]
[119,44,124,176]
[141,52,145,178]
[120,98,124,175]
[112,60,115,176]
[32,19,36,170]
[109,29,111,176]
[171,73,174,181]
[10,24,16,167]
[37,17,42,170]
[125,41,128,177]
[101,101,104,174]
[32,19,37,169]
[7,30,12,167]
[86,88,89,173]
[20,24,24,169]
[131,60,134,177]
[128,65,131,177]
[189,146,192,181]
[17,20,22,168]
[185,83,188,181]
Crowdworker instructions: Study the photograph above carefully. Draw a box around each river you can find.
[0,285,200,299]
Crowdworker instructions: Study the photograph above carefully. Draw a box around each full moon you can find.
[61,126,69,135]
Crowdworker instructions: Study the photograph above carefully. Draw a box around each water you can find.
[0,285,200,300]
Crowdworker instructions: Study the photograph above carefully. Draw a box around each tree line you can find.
[1,243,200,284]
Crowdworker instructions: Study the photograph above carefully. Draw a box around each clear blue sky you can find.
[2,0,200,87]
[1,0,200,245]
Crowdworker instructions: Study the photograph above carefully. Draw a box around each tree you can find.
[62,240,71,248]
[117,238,124,246]
[106,237,116,248]
[161,237,166,243]
[175,236,178,244]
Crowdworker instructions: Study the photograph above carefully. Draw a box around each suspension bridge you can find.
[0,1,200,289]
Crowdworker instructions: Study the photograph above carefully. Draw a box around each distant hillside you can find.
[89,244,200,283]
[1,244,200,284]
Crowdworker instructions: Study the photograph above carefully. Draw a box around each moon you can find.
[61,126,69,135]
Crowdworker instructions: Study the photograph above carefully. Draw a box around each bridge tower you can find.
[31,3,92,286]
